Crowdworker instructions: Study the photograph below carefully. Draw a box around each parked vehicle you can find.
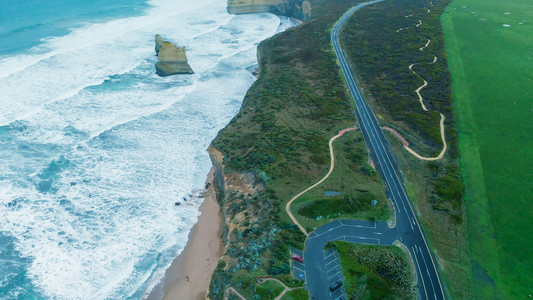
[329,281,343,292]
[291,253,303,263]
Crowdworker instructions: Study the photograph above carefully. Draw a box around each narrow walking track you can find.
[224,286,247,300]
[285,127,358,236]
[258,277,303,300]
[395,10,448,161]
[225,277,304,300]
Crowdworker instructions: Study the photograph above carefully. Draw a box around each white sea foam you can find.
[0,0,295,298]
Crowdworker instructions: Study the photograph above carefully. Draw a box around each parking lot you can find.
[290,248,306,283]
[324,249,346,300]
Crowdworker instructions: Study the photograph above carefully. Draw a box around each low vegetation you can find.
[291,130,389,231]
[209,0,471,298]
[331,242,414,299]
[207,0,402,298]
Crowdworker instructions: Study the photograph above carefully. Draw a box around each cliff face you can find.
[155,34,194,76]
[207,146,265,247]
[227,0,311,21]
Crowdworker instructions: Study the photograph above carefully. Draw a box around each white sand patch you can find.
[503,24,511,27]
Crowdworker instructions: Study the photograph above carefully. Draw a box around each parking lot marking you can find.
[293,265,306,273]
[326,261,336,268]
[327,267,339,275]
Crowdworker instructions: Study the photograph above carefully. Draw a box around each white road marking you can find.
[326,260,337,268]
[293,266,306,273]
[412,247,429,300]
[418,245,437,296]
[324,252,336,260]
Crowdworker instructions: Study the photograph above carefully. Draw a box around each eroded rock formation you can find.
[155,34,193,76]
[226,0,311,21]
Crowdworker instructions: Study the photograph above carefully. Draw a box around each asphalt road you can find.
[303,1,446,299]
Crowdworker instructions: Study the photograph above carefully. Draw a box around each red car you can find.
[291,253,303,263]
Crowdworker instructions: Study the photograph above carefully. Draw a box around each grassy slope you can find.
[292,130,389,232]
[442,0,533,298]
[208,0,400,298]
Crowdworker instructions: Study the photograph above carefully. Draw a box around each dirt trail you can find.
[225,276,304,300]
[395,16,448,161]
[258,278,303,300]
[408,55,437,111]
[225,286,247,300]
[420,38,431,51]
[285,127,358,236]
[404,114,447,161]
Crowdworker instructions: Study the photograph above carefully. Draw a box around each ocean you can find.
[0,0,295,298]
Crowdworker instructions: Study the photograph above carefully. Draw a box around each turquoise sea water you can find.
[0,1,295,298]
[0,0,149,54]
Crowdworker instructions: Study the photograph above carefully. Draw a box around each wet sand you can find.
[153,168,223,300]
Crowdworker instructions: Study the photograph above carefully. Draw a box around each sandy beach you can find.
[150,168,223,300]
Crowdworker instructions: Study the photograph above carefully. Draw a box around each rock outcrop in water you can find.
[155,34,193,76]
[226,0,311,21]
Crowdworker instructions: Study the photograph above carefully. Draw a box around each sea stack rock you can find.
[154,34,193,76]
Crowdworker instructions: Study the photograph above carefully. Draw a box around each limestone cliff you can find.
[227,0,311,21]
[154,34,194,76]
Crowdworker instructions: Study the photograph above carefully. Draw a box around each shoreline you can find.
[148,168,223,300]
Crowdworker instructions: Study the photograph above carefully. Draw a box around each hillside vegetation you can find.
[208,0,401,298]
[208,0,471,298]
[332,242,414,299]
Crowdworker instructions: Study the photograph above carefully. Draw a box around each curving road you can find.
[303,1,446,299]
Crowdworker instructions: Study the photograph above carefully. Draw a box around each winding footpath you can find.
[224,286,247,300]
[285,127,358,236]
[258,278,303,300]
[394,6,448,161]
[225,277,304,300]
[302,1,447,299]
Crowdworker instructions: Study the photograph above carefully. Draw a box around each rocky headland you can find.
[227,0,311,21]
[155,34,193,76]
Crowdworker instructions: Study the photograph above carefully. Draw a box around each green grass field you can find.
[442,0,533,298]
